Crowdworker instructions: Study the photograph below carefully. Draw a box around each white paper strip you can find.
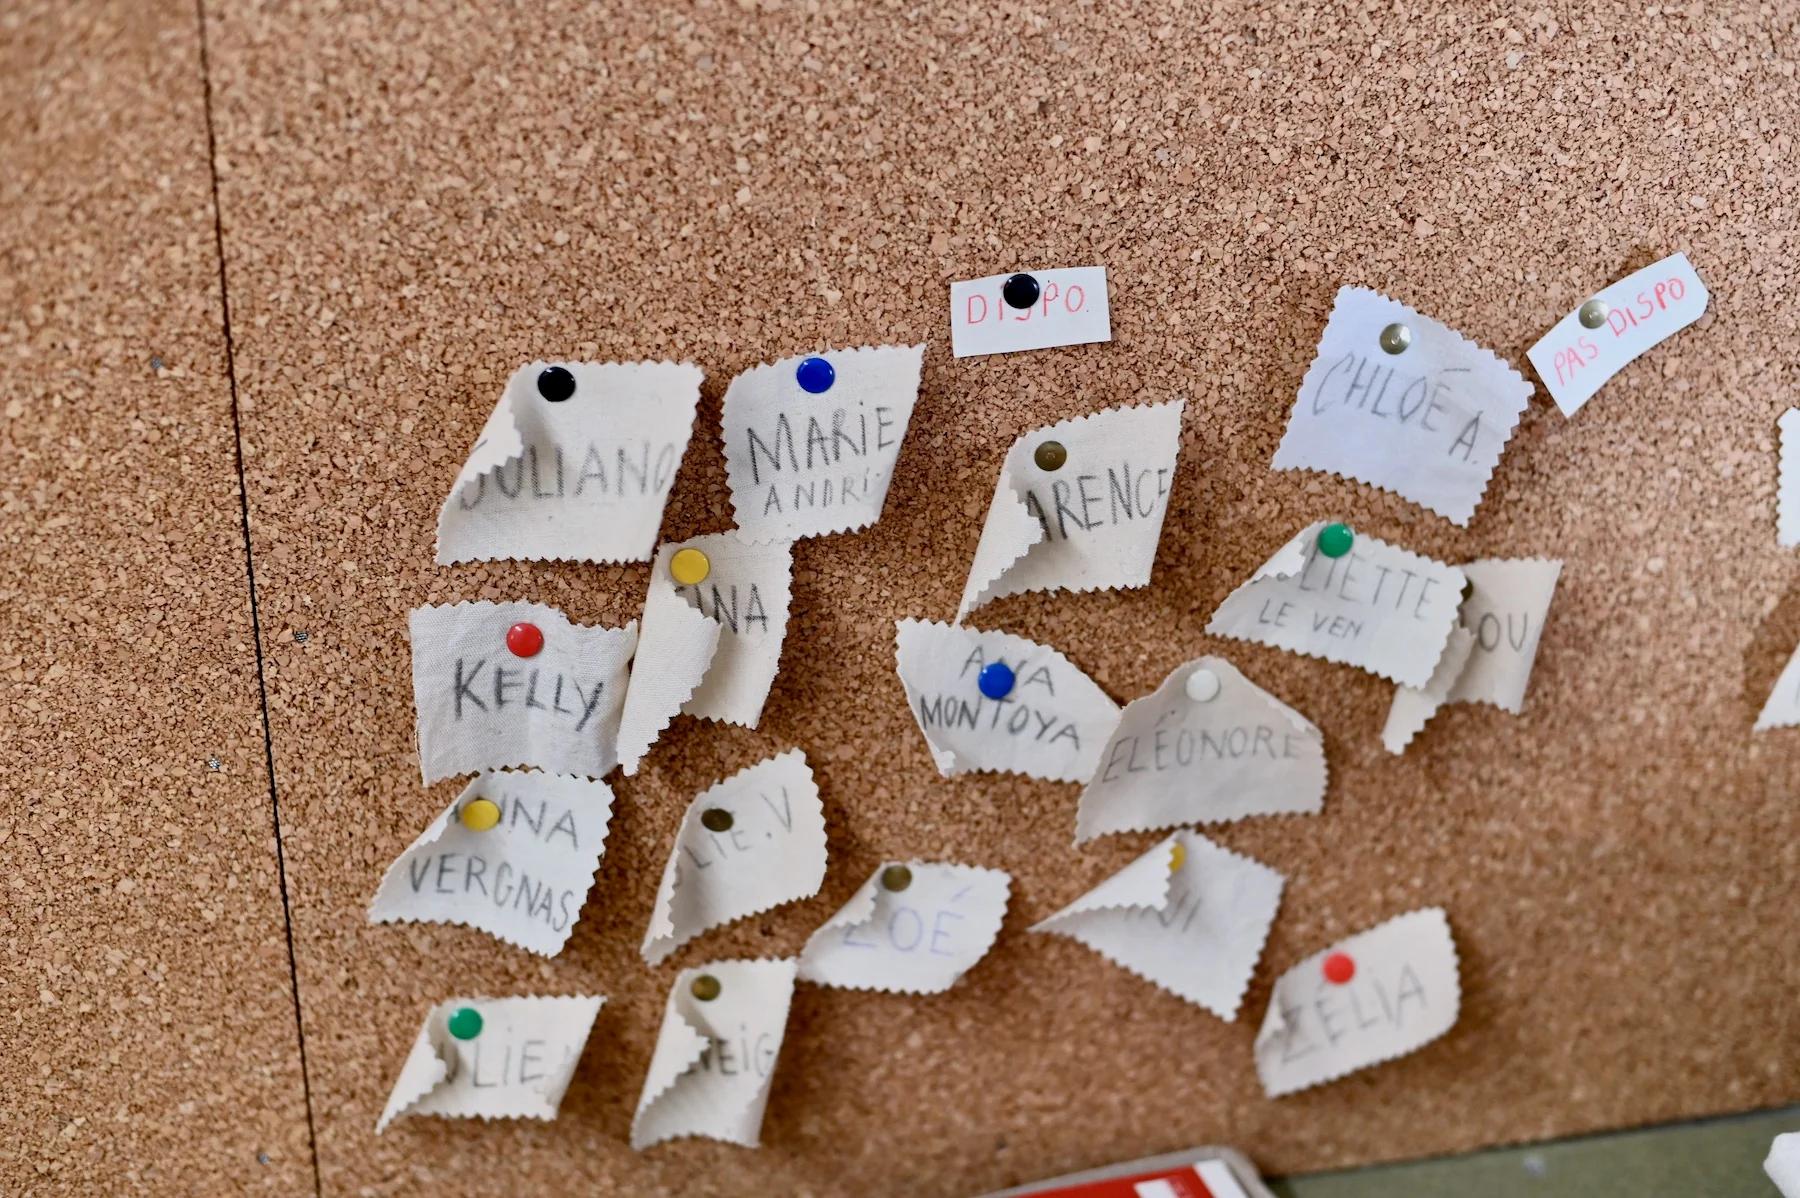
[797,862,1011,993]
[949,266,1112,357]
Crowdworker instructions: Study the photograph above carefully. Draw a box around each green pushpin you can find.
[447,1006,483,1041]
[1317,522,1354,559]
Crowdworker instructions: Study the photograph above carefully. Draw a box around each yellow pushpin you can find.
[670,546,711,587]
[459,798,502,832]
[1168,841,1186,872]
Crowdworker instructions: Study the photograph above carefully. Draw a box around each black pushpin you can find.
[537,365,576,402]
[1002,273,1041,310]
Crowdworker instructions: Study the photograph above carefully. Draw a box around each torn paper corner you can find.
[1031,830,1283,1021]
[641,750,826,965]
[1781,410,1800,549]
[1381,626,1476,756]
[797,862,1011,994]
[1206,522,1465,689]
[1755,641,1800,731]
[721,344,924,544]
[1272,286,1530,527]
[377,994,604,1132]
[894,618,1121,783]
[631,958,798,1150]
[1255,907,1459,1098]
[958,399,1185,619]
[1075,656,1326,843]
[436,360,703,565]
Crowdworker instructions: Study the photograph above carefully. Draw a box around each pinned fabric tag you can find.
[1272,287,1529,526]
[369,771,614,955]
[1754,641,1800,731]
[1780,410,1800,548]
[436,361,702,564]
[1527,253,1710,418]
[615,534,794,774]
[1076,657,1326,843]
[1030,831,1283,1021]
[1254,908,1460,1097]
[894,619,1121,783]
[410,602,636,784]
[797,862,1011,993]
[720,344,923,543]
[959,400,1184,619]
[642,751,827,965]
[631,958,797,1150]
[376,994,603,1132]
[1207,523,1465,688]
[949,266,1112,357]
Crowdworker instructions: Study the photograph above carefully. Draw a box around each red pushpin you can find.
[505,622,544,658]
[1322,951,1356,985]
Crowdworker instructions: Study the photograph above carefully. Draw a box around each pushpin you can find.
[1316,522,1354,559]
[1168,841,1186,872]
[505,621,544,657]
[536,365,576,402]
[1378,322,1411,355]
[1034,440,1067,471]
[1322,951,1356,985]
[669,546,711,587]
[795,355,836,394]
[690,974,722,1002]
[1185,668,1221,703]
[1002,273,1041,309]
[1578,299,1610,329]
[447,1006,484,1040]
[459,798,502,832]
[977,661,1015,700]
[700,807,734,833]
[881,864,913,892]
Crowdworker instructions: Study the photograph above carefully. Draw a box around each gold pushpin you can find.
[670,546,711,587]
[881,864,913,892]
[459,798,502,832]
[690,974,721,1001]
[700,808,734,833]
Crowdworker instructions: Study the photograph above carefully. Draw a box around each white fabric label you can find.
[1273,287,1530,525]
[369,771,615,956]
[1446,558,1562,712]
[436,361,702,564]
[894,619,1122,783]
[949,266,1112,357]
[1766,1132,1800,1198]
[1254,908,1460,1097]
[631,958,797,1150]
[376,994,603,1132]
[1527,253,1710,418]
[1780,410,1800,548]
[959,400,1184,619]
[410,602,636,784]
[721,344,922,543]
[1206,523,1466,688]
[797,862,1011,993]
[1030,831,1283,1021]
[1076,657,1326,842]
[641,751,827,965]
[1755,642,1800,731]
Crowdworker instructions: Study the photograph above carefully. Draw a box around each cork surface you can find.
[0,2,312,1193]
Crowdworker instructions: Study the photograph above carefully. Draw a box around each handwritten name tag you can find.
[1076,657,1326,843]
[642,751,827,966]
[798,862,1010,994]
[410,602,636,784]
[959,400,1184,619]
[1207,523,1466,688]
[369,771,615,955]
[1272,288,1530,526]
[949,267,1111,358]
[894,620,1121,783]
[1528,253,1709,417]
[632,958,796,1150]
[377,994,603,1132]
[1254,908,1460,1097]
[721,344,922,543]
[436,361,702,565]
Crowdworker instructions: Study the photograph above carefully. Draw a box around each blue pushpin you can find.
[977,661,1015,700]
[795,356,835,394]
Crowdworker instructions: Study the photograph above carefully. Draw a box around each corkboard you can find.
[21,0,1798,1193]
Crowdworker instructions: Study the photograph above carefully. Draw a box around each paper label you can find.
[894,619,1121,783]
[1381,627,1476,756]
[1273,288,1530,525]
[642,751,827,965]
[959,400,1184,619]
[1076,657,1326,842]
[410,602,636,784]
[1446,557,1562,712]
[797,862,1011,993]
[376,994,603,1132]
[369,771,614,955]
[1206,523,1465,688]
[1754,642,1800,731]
[1780,411,1800,548]
[1031,831,1283,1021]
[721,344,923,543]
[1254,908,1459,1097]
[631,958,797,1150]
[436,361,702,564]
[1527,253,1710,417]
[949,266,1112,357]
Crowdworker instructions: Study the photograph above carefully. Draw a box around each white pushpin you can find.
[1185,668,1222,703]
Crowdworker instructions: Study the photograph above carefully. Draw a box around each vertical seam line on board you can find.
[193,2,324,1193]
